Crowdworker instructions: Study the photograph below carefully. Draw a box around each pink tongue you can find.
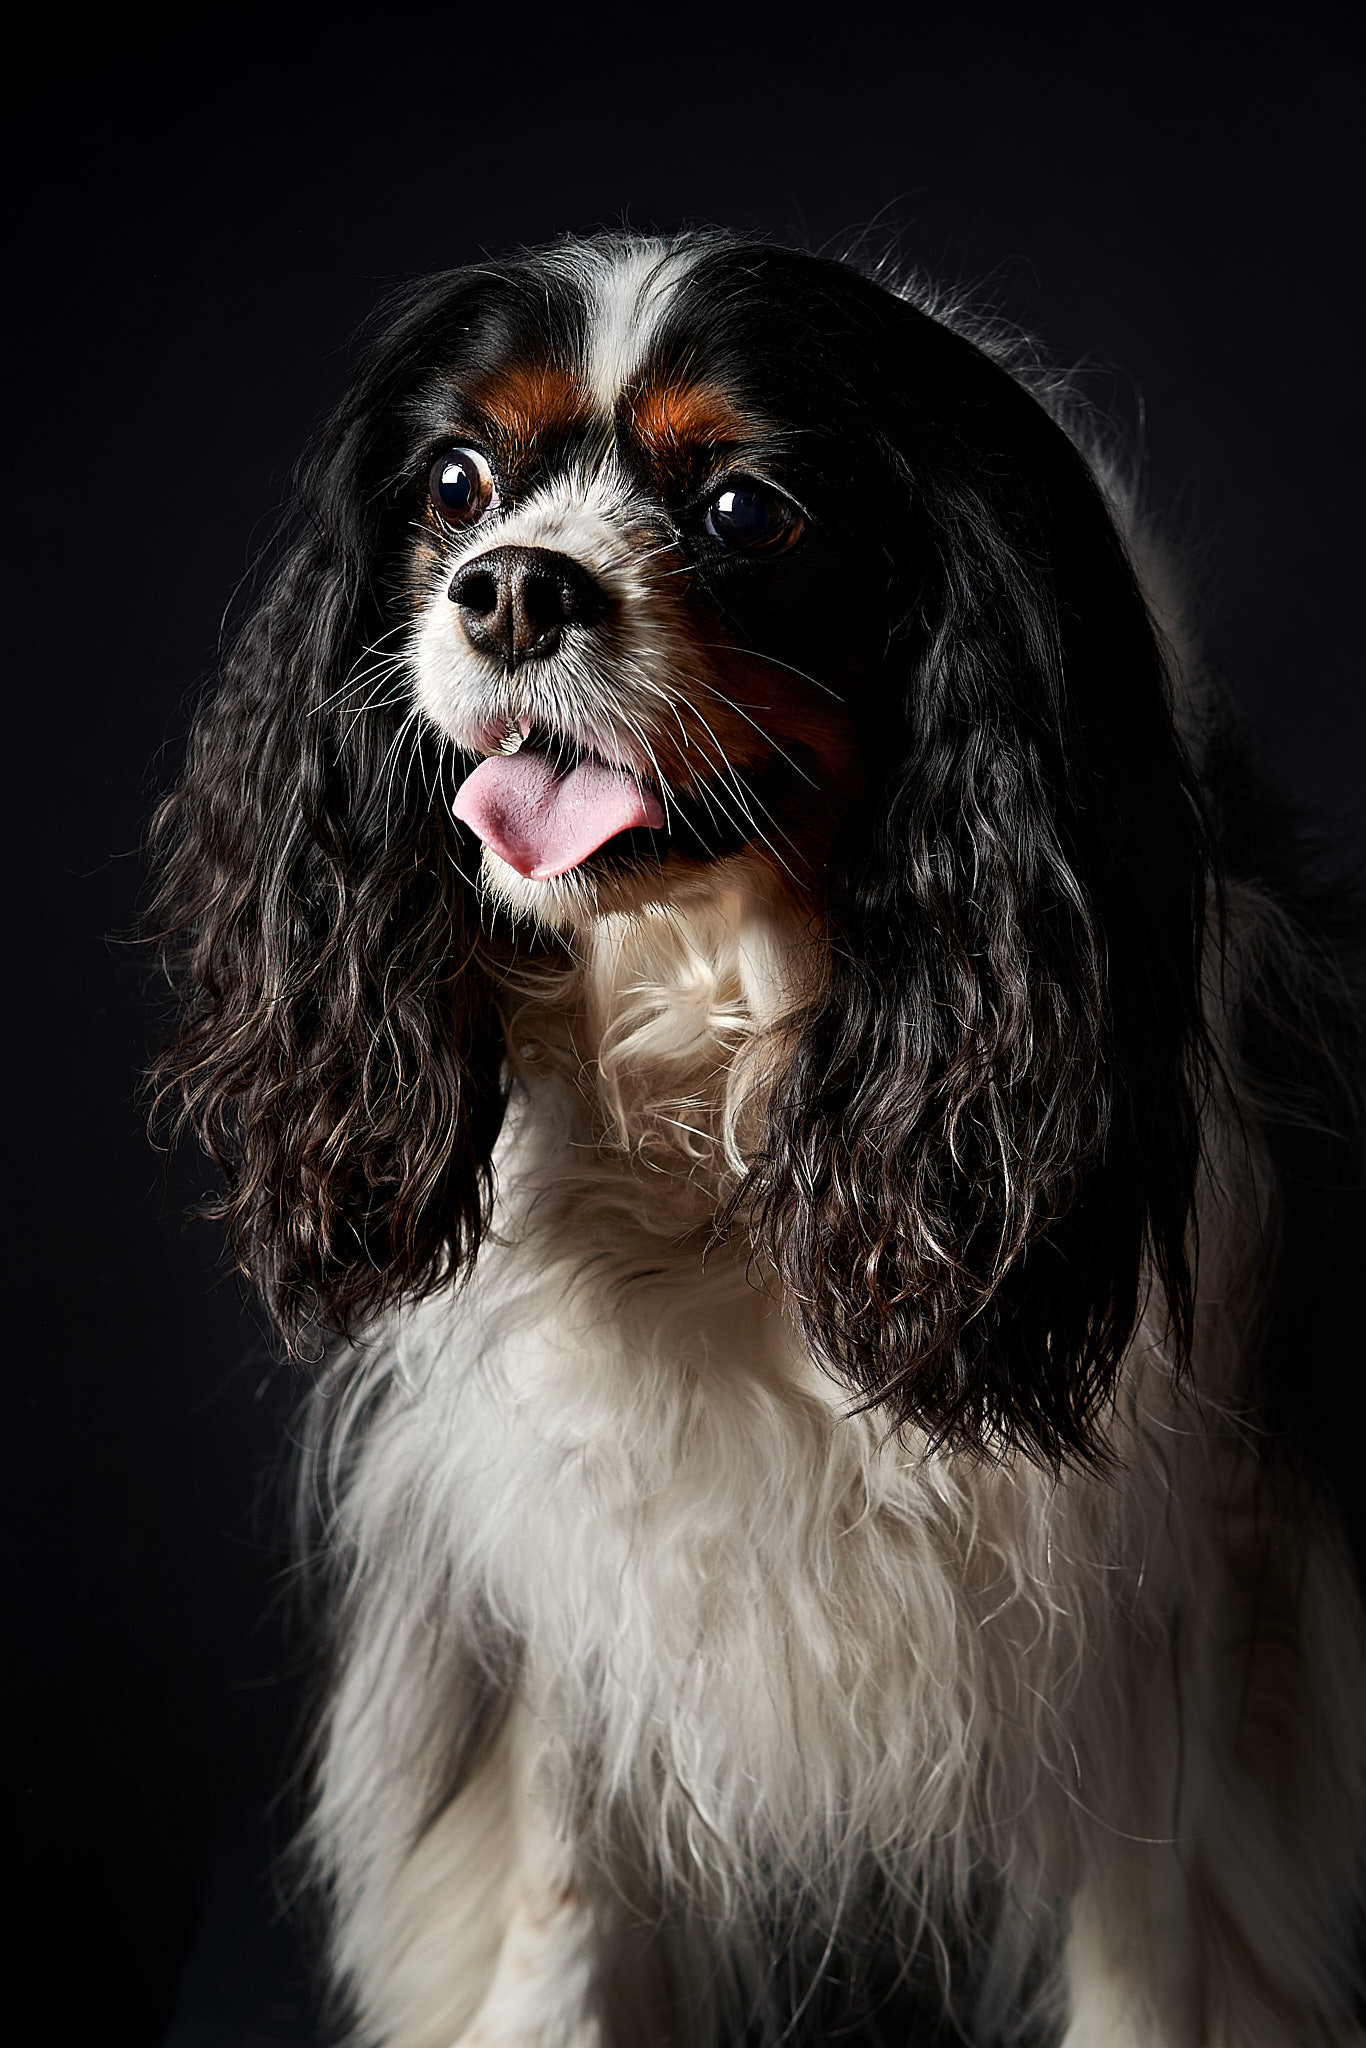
[453,748,667,879]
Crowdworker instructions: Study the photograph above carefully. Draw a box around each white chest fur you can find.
[334,876,1120,1922]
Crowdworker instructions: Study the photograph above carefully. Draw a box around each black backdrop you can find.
[8,5,1362,2040]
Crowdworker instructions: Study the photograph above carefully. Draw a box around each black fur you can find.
[144,267,571,1351]
[657,247,1212,1460]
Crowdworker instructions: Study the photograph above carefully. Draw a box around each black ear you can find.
[754,323,1210,1463]
[146,343,506,1356]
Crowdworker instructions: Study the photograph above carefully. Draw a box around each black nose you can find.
[447,545,607,669]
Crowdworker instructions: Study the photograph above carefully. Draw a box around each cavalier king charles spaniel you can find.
[149,233,1366,2046]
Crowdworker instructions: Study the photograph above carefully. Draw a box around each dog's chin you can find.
[477,831,766,932]
[476,844,621,930]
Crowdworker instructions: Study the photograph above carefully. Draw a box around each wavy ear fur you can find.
[146,288,507,1355]
[754,306,1210,1463]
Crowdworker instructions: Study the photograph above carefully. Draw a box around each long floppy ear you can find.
[146,330,506,1355]
[754,324,1210,1463]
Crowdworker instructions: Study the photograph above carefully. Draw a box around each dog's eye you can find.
[429,447,498,528]
[705,480,803,555]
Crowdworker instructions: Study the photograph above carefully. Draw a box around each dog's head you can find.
[405,238,883,930]
[149,232,1209,1460]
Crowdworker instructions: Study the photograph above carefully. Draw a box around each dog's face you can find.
[405,241,911,927]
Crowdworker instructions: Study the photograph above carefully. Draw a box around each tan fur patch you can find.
[468,361,592,451]
[625,378,747,460]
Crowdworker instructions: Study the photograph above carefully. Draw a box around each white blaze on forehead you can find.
[581,241,702,416]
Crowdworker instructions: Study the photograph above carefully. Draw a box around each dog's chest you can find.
[400,926,1070,1866]
[424,1229,1036,1876]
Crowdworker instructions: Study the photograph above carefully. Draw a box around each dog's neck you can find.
[501,864,814,1223]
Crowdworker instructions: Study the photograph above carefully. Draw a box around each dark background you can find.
[8,5,1362,2041]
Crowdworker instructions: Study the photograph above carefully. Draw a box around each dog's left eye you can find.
[429,447,498,528]
[704,479,803,555]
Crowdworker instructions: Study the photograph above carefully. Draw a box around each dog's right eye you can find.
[429,448,498,528]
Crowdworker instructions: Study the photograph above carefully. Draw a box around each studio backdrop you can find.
[8,6,1361,2041]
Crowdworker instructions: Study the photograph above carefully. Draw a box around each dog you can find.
[148,231,1366,2045]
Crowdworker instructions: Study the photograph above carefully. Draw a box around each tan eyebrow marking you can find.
[626,379,748,458]
[467,361,592,445]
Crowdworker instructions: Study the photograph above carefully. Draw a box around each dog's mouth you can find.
[452,717,668,881]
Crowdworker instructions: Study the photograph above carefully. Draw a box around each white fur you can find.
[302,872,1366,2047]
